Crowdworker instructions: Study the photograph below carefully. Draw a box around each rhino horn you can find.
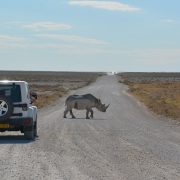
[105,104,110,109]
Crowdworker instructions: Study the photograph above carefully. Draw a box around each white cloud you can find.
[69,0,140,12]
[119,48,180,65]
[0,35,26,49]
[22,22,72,31]
[0,33,109,52]
[0,35,25,42]
[0,34,28,49]
[0,43,25,49]
[32,43,111,54]
[36,34,109,45]
[162,19,178,24]
[32,44,75,50]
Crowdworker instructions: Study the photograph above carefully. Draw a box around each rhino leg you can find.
[70,110,76,119]
[86,109,90,119]
[90,109,93,119]
[63,108,68,118]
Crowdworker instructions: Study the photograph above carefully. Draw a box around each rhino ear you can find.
[98,99,102,104]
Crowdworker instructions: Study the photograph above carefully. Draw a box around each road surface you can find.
[0,75,180,180]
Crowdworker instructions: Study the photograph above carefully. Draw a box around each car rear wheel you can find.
[24,127,35,140]
[0,96,14,121]
[34,121,38,137]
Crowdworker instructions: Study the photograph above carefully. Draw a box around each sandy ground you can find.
[0,75,180,180]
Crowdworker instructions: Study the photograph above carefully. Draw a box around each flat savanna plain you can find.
[0,71,103,108]
[118,72,180,120]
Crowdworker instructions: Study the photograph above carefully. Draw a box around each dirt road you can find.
[0,75,180,180]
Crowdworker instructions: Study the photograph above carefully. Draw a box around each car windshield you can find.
[0,84,21,102]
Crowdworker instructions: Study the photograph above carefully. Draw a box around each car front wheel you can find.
[34,121,38,137]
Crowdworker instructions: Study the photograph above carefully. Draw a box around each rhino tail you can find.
[65,99,68,106]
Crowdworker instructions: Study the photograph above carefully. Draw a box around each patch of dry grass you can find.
[118,73,180,120]
[128,82,180,119]
[30,84,68,108]
[0,71,103,108]
[30,81,92,108]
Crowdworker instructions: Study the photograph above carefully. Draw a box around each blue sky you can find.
[0,0,180,72]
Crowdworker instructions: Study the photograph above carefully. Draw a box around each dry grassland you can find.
[119,73,180,120]
[0,71,102,108]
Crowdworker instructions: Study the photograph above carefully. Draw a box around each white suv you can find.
[0,81,38,140]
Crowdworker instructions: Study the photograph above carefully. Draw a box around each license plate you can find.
[0,124,10,128]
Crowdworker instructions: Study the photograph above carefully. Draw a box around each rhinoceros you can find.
[63,93,109,119]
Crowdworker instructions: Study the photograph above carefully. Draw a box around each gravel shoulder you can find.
[0,75,180,180]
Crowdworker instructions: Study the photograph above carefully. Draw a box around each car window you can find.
[0,84,22,102]
[25,84,30,99]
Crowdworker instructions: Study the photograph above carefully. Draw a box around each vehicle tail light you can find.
[24,118,33,126]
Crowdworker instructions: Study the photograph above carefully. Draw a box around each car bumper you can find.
[0,117,33,131]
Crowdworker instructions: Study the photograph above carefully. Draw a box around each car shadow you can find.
[0,135,35,144]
